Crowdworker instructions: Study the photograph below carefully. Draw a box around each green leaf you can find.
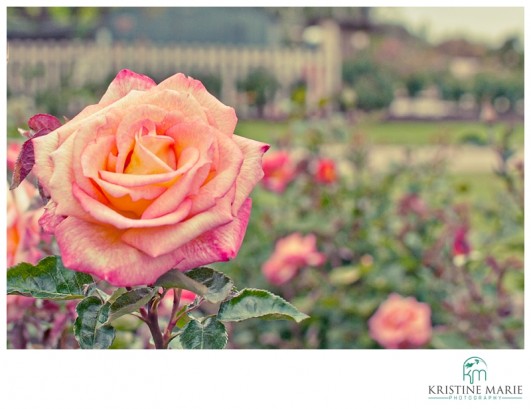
[105,287,158,324]
[172,304,192,331]
[74,296,115,349]
[107,287,127,304]
[218,288,310,323]
[186,267,233,303]
[7,256,94,300]
[154,270,208,296]
[177,316,227,349]
[154,267,234,303]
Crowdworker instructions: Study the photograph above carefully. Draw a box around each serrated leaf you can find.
[74,296,115,349]
[7,256,94,300]
[177,317,227,349]
[218,288,310,323]
[154,268,234,303]
[105,287,157,324]
[186,267,233,303]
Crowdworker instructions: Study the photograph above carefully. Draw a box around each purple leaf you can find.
[10,138,35,190]
[10,114,62,190]
[28,113,61,134]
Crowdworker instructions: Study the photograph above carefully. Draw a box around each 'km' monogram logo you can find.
[463,357,487,384]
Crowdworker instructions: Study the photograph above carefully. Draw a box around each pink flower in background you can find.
[7,180,46,267]
[262,232,325,286]
[453,227,471,257]
[7,179,48,324]
[7,295,35,323]
[397,193,428,218]
[27,69,269,286]
[7,141,22,172]
[261,150,296,193]
[314,158,337,184]
[368,293,432,349]
[160,289,197,316]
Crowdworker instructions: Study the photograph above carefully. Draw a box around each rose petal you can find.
[158,73,237,135]
[173,198,252,271]
[55,217,185,286]
[114,106,168,173]
[230,134,269,215]
[31,131,60,194]
[79,132,117,202]
[72,183,192,229]
[187,130,244,216]
[141,89,210,126]
[94,178,165,217]
[140,160,210,220]
[45,131,97,221]
[38,201,65,234]
[98,146,198,188]
[125,134,175,175]
[121,187,236,257]
[98,69,156,105]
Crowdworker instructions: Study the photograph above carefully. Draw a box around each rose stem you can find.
[162,289,182,348]
[144,297,165,349]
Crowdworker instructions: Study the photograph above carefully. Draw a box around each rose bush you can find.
[30,69,269,286]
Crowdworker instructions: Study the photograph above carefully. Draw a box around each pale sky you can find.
[373,7,524,47]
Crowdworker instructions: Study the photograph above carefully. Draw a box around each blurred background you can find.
[6,7,524,349]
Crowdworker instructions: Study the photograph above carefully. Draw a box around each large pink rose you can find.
[31,69,269,286]
[262,232,325,286]
[368,293,432,349]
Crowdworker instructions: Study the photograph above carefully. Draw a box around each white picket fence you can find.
[7,39,341,116]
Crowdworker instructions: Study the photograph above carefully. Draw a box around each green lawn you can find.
[235,119,524,147]
[356,120,524,146]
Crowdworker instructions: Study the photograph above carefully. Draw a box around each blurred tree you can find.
[496,36,524,69]
[7,7,109,39]
[472,73,524,110]
[435,75,469,102]
[237,68,279,118]
[404,73,430,97]
[267,7,372,25]
[342,57,394,111]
